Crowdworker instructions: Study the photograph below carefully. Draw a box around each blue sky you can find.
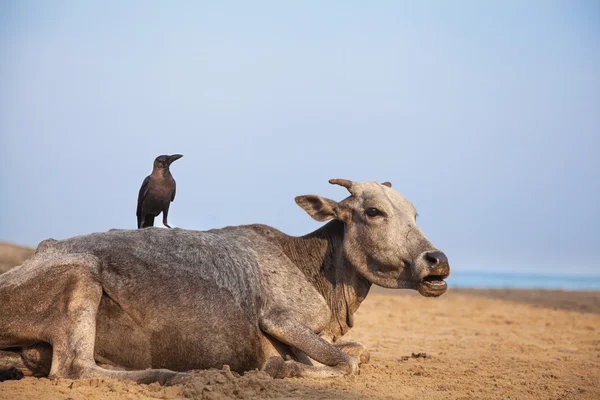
[1,1,599,275]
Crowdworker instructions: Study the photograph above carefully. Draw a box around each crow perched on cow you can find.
[136,154,183,229]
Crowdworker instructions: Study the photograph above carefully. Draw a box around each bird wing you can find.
[171,180,176,202]
[136,176,151,217]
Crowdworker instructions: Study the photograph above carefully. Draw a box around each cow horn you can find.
[329,179,353,190]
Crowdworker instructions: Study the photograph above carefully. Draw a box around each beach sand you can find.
[0,242,33,274]
[1,286,598,400]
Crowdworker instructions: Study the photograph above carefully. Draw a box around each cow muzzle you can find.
[416,250,450,297]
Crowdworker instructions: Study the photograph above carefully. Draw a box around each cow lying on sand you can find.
[0,179,450,384]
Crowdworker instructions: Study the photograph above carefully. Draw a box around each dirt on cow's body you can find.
[0,289,599,400]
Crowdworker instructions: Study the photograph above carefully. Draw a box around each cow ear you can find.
[295,195,339,222]
[381,181,392,188]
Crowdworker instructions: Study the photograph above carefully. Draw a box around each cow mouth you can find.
[417,275,448,297]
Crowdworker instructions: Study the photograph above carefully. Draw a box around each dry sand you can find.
[0,242,33,274]
[1,287,598,399]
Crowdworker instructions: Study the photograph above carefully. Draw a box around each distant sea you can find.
[450,270,600,290]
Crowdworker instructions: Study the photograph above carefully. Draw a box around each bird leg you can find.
[162,206,171,228]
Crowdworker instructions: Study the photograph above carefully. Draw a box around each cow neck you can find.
[282,219,372,341]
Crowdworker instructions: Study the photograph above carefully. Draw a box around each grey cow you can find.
[0,179,450,384]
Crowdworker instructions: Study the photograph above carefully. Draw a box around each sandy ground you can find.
[0,242,33,274]
[1,287,598,400]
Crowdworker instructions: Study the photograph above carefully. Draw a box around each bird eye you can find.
[365,207,382,217]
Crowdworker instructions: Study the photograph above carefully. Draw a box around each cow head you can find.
[295,179,450,297]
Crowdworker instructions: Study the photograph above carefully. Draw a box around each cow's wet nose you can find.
[422,250,450,276]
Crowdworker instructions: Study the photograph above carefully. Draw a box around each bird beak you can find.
[167,154,183,164]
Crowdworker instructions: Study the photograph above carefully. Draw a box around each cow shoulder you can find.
[244,224,331,333]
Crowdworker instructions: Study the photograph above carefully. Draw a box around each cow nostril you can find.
[423,250,448,268]
[425,253,438,265]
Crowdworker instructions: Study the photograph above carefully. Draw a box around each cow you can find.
[0,179,450,384]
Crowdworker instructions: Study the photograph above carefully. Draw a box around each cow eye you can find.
[365,207,382,217]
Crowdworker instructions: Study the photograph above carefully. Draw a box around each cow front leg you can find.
[259,315,358,378]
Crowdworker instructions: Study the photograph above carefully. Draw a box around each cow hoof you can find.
[335,342,370,365]
[262,357,304,379]
[346,358,360,375]
[358,349,370,365]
